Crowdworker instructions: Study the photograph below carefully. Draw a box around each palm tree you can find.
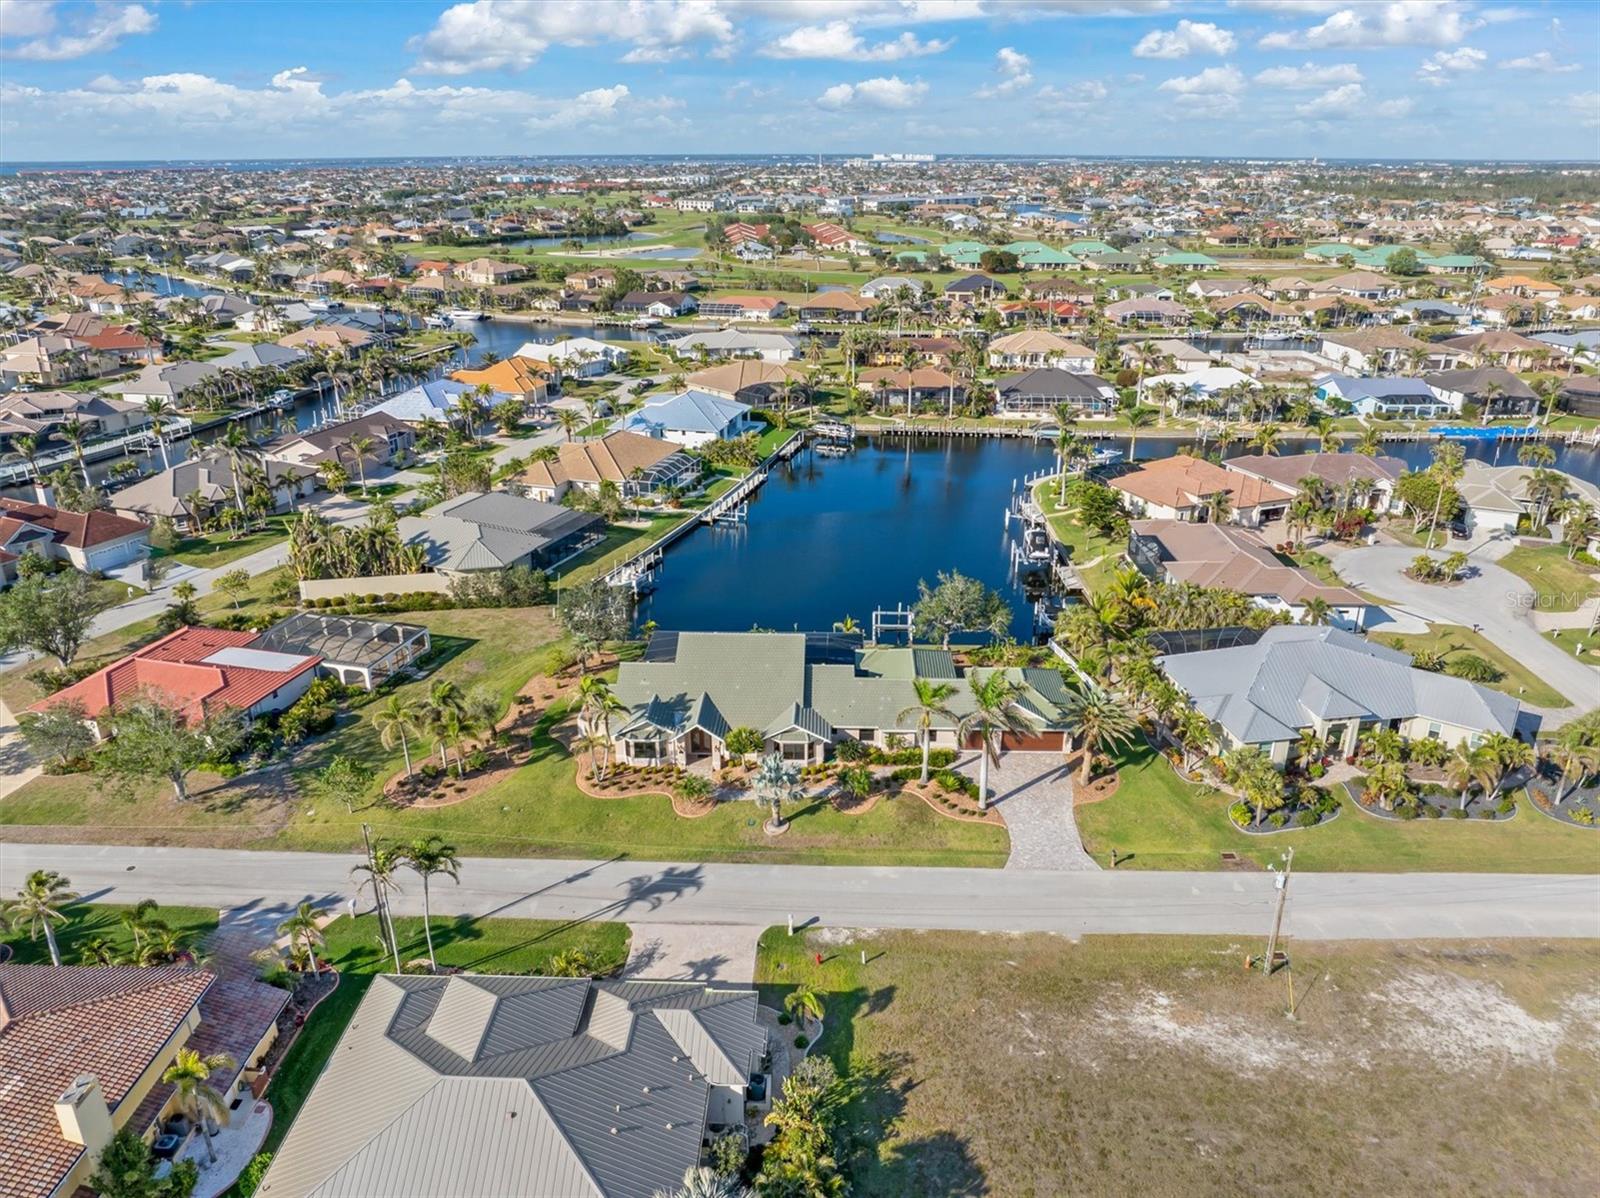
[1251,422,1283,455]
[374,694,424,778]
[1445,742,1499,812]
[957,671,1029,810]
[350,843,405,973]
[831,614,860,634]
[119,897,164,954]
[784,984,824,1029]
[1124,405,1155,463]
[277,901,325,972]
[4,870,78,965]
[1362,759,1410,813]
[1300,596,1333,626]
[402,836,461,972]
[897,678,959,784]
[8,433,46,502]
[555,407,582,441]
[1354,426,1382,457]
[162,1048,236,1163]
[57,416,92,487]
[346,434,376,495]
[143,397,174,469]
[575,728,613,780]
[754,751,803,831]
[1203,489,1232,524]
[1485,733,1535,801]
[1064,685,1139,784]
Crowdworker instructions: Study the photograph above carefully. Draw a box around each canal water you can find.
[636,435,1056,641]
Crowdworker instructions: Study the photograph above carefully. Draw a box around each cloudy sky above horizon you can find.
[0,1,1596,162]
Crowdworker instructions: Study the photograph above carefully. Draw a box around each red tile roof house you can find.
[0,962,288,1198]
[0,499,150,588]
[32,627,322,739]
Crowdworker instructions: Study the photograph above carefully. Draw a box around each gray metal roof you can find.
[257,975,764,1198]
[1158,625,1521,746]
[398,491,600,571]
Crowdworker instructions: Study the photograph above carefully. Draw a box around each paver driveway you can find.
[961,750,1101,872]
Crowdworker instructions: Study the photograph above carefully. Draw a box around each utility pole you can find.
[1262,846,1293,976]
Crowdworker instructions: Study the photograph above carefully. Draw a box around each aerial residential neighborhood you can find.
[1,3,1598,1197]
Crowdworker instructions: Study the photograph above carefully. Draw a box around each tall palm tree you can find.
[350,843,405,973]
[119,897,164,953]
[1300,596,1333,626]
[1124,406,1155,464]
[1251,422,1283,455]
[142,397,174,469]
[374,695,424,778]
[4,870,78,966]
[957,672,1029,810]
[897,678,959,784]
[162,1048,236,1163]
[57,416,92,487]
[555,407,582,441]
[1485,733,1535,801]
[1445,742,1499,812]
[277,901,325,972]
[402,836,461,972]
[8,433,46,502]
[346,434,376,495]
[1064,686,1139,784]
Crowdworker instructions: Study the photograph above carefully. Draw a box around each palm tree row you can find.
[349,834,463,973]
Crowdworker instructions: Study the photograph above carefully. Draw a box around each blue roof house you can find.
[614,388,758,449]
[368,379,517,428]
[1314,374,1453,418]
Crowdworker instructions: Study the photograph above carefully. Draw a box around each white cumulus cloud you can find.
[0,1,155,61]
[1133,20,1236,59]
[816,74,928,109]
[1499,51,1579,74]
[1253,61,1363,88]
[975,46,1033,97]
[1295,82,1414,119]
[1260,2,1480,50]
[1036,79,1109,111]
[1157,63,1246,115]
[408,0,734,72]
[762,20,950,60]
[1417,45,1486,85]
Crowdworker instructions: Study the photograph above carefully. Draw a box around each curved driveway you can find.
[1337,544,1600,723]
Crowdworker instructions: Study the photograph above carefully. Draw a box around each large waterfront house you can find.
[1158,624,1528,767]
[1221,452,1406,515]
[1129,519,1375,629]
[1314,374,1452,418]
[1110,454,1294,528]
[1455,461,1600,537]
[609,632,1076,768]
[0,499,150,587]
[262,412,415,474]
[398,491,603,574]
[670,329,800,363]
[612,388,756,448]
[449,356,554,403]
[112,450,319,531]
[1422,368,1541,419]
[0,962,287,1198]
[994,368,1118,417]
[369,379,519,427]
[0,389,148,453]
[517,430,700,503]
[255,975,765,1198]
[513,337,631,377]
[685,359,809,405]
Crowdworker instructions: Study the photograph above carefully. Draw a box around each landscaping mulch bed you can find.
[1527,781,1600,830]
[1071,765,1122,806]
[1343,779,1519,823]
[253,969,339,1097]
[899,780,1005,826]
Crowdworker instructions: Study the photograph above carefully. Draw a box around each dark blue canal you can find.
[632,432,1600,640]
[636,436,1056,641]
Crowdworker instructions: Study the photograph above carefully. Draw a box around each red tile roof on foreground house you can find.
[0,964,213,1198]
[0,498,148,549]
[32,626,320,722]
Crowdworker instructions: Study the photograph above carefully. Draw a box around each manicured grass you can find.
[553,513,691,586]
[260,913,630,1159]
[756,928,1600,1198]
[1544,627,1600,664]
[1498,543,1600,612]
[1379,626,1571,709]
[1074,743,1597,873]
[157,513,294,568]
[4,605,1009,868]
[1,900,218,964]
[1034,482,1124,593]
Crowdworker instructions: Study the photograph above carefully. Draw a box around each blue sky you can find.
[0,1,1596,162]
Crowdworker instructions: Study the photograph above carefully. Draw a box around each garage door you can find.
[967,731,1065,752]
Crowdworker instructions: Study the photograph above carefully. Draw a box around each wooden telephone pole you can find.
[1261,846,1294,976]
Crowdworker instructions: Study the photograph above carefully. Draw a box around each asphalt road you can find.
[5,843,1597,940]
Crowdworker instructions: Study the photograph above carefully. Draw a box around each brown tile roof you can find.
[0,498,149,550]
[1111,454,1294,513]
[519,430,686,490]
[0,964,212,1198]
[686,360,807,398]
[1132,519,1365,607]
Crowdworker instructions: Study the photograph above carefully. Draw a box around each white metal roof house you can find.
[1158,624,1528,767]
[398,491,603,574]
[514,337,631,377]
[612,389,756,448]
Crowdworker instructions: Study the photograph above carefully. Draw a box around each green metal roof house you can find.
[608,632,1077,768]
[1154,252,1221,270]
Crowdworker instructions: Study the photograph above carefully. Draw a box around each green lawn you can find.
[1498,543,1600,612]
[3,604,1010,868]
[1544,627,1600,664]
[756,928,1600,1198]
[1074,743,1596,873]
[156,514,293,569]
[1380,626,1571,708]
[1,900,218,965]
[1034,482,1124,593]
[260,913,630,1160]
